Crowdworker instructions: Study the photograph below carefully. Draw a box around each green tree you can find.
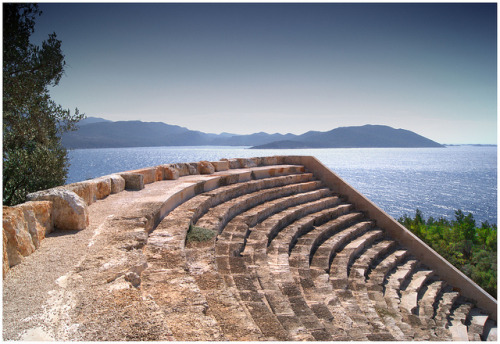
[3,3,84,205]
[399,209,497,298]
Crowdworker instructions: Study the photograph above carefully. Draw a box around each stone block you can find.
[261,156,279,165]
[162,165,180,180]
[65,181,97,205]
[238,158,259,168]
[3,206,35,266]
[27,188,89,231]
[221,158,242,169]
[108,174,126,193]
[94,177,112,199]
[130,167,157,184]
[188,163,200,175]
[211,160,229,171]
[173,163,190,177]
[198,161,215,174]
[154,166,163,182]
[17,201,53,248]
[120,173,144,190]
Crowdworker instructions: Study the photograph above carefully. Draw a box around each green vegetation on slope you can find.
[399,209,497,298]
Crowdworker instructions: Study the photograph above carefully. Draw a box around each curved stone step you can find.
[228,256,292,341]
[310,220,373,272]
[299,211,363,264]
[220,188,333,257]
[325,229,396,340]
[329,229,384,290]
[400,269,435,314]
[366,248,409,292]
[197,180,322,233]
[467,308,491,341]
[205,171,314,207]
[483,319,497,341]
[383,258,421,339]
[211,191,348,340]
[448,301,474,341]
[264,204,371,340]
[287,210,377,339]
[349,239,396,282]
[434,286,460,327]
[255,196,344,248]
[215,192,343,340]
[347,240,406,340]
[417,279,446,327]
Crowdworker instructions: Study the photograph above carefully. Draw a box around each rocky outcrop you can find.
[27,189,88,231]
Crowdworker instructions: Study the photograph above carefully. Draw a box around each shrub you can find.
[186,225,216,243]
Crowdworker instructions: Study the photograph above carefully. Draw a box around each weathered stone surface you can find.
[154,166,164,182]
[189,163,200,175]
[94,177,112,199]
[27,188,88,231]
[18,201,53,248]
[3,230,9,278]
[2,201,53,269]
[65,181,97,205]
[163,165,180,180]
[211,161,229,171]
[221,158,241,169]
[237,158,258,168]
[3,206,36,266]
[172,163,190,177]
[199,161,215,174]
[120,173,144,190]
[108,174,126,194]
[261,156,279,165]
[129,167,157,184]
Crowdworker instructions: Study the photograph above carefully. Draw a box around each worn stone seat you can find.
[196,180,321,232]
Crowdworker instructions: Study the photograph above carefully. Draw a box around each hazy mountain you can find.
[251,125,443,149]
[61,120,443,149]
[77,116,113,126]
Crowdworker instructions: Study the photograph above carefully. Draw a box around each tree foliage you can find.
[399,209,497,298]
[3,3,84,205]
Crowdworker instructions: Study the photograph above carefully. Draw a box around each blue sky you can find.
[32,3,497,144]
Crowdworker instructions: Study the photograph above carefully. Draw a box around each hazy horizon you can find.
[32,3,497,144]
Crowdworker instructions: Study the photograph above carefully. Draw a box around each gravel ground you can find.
[3,224,94,340]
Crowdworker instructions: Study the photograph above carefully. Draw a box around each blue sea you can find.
[67,145,497,225]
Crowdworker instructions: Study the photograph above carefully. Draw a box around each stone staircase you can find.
[140,159,497,341]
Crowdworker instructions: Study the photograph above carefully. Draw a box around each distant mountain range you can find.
[61,117,444,149]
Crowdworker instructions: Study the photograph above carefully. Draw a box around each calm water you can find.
[67,146,497,225]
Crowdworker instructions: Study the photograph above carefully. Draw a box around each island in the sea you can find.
[62,118,443,149]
